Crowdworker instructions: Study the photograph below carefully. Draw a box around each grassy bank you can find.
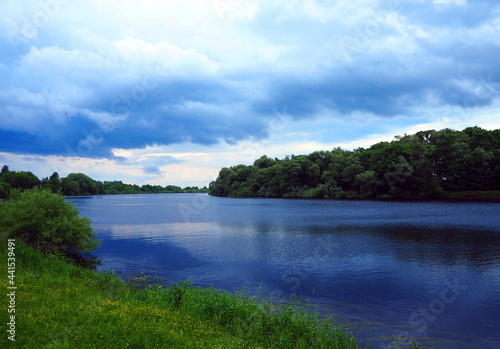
[1,242,371,349]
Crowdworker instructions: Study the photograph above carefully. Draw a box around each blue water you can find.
[70,194,500,348]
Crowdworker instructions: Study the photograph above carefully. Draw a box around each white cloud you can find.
[0,87,45,107]
[114,38,220,76]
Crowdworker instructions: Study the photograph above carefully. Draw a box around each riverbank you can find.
[209,190,500,202]
[1,242,380,349]
[438,190,500,201]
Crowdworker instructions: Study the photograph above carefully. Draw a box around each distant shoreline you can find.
[65,191,209,198]
[209,190,500,202]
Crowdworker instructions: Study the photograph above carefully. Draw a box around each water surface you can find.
[70,194,500,348]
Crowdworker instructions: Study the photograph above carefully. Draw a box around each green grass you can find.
[1,242,420,348]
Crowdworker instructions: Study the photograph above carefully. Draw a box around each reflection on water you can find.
[70,194,500,349]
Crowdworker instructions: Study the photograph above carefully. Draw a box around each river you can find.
[70,193,500,348]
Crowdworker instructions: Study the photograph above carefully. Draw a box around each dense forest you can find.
[0,167,207,199]
[209,127,500,200]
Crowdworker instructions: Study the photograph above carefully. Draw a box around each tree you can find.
[46,172,62,194]
[0,181,11,199]
[209,127,500,199]
[305,163,321,187]
[1,171,40,190]
[384,155,414,194]
[209,167,237,196]
[254,155,275,169]
[354,171,378,198]
[61,177,81,196]
[1,165,9,176]
[61,173,102,196]
[0,188,100,267]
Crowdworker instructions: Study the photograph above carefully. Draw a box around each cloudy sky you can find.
[1,0,499,187]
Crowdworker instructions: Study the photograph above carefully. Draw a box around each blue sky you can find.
[1,0,499,187]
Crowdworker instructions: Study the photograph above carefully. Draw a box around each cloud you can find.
[142,165,162,175]
[122,153,184,177]
[396,0,498,28]
[0,0,498,187]
[0,33,269,158]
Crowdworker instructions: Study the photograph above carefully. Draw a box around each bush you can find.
[0,188,100,266]
[0,181,11,199]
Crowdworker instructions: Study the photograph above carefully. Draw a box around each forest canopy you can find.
[0,166,207,199]
[208,127,500,200]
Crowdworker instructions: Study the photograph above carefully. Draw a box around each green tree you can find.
[305,162,321,188]
[354,171,378,198]
[61,173,102,196]
[1,171,40,190]
[209,127,500,199]
[1,165,9,177]
[384,155,414,194]
[0,188,100,267]
[253,155,276,169]
[209,167,237,196]
[46,172,62,193]
[61,177,81,196]
[0,181,11,199]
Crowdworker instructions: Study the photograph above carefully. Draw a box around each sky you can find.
[0,0,499,187]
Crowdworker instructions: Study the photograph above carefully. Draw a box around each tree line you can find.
[209,127,500,200]
[0,167,208,199]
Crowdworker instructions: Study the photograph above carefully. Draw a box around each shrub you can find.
[0,188,100,266]
[0,181,11,199]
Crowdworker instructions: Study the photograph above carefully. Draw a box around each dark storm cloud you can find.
[252,48,499,118]
[0,70,269,159]
[0,0,499,159]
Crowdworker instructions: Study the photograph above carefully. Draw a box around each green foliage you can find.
[1,164,9,176]
[209,127,500,200]
[61,173,104,196]
[42,171,62,194]
[0,188,100,265]
[0,165,208,198]
[1,170,40,190]
[0,181,11,199]
[102,180,208,195]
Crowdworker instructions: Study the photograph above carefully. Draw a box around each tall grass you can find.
[133,277,361,349]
